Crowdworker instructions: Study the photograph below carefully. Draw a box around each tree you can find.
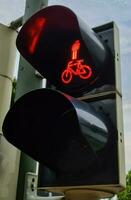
[117,170,131,200]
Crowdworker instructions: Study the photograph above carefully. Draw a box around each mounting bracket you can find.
[23,172,64,200]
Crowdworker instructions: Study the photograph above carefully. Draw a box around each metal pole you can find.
[15,1,48,200]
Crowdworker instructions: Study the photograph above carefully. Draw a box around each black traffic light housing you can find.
[2,88,117,183]
[16,5,114,97]
[2,5,125,199]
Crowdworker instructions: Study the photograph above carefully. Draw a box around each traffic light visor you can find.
[2,89,114,173]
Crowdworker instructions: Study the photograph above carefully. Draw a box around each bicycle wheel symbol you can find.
[61,69,72,84]
[79,65,92,79]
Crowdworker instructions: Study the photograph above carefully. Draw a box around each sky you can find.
[0,0,131,174]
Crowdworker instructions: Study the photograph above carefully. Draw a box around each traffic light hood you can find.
[2,89,115,174]
[16,5,112,96]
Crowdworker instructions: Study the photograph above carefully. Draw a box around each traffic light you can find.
[15,5,114,97]
[2,5,125,199]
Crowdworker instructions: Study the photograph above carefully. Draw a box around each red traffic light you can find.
[61,40,92,84]
[16,5,112,96]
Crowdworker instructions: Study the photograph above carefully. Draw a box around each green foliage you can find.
[117,170,131,200]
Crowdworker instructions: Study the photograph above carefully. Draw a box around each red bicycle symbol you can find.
[61,59,92,84]
[61,40,92,84]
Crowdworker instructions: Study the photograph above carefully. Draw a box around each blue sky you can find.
[0,0,131,173]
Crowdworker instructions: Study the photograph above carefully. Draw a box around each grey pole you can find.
[15,1,48,200]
